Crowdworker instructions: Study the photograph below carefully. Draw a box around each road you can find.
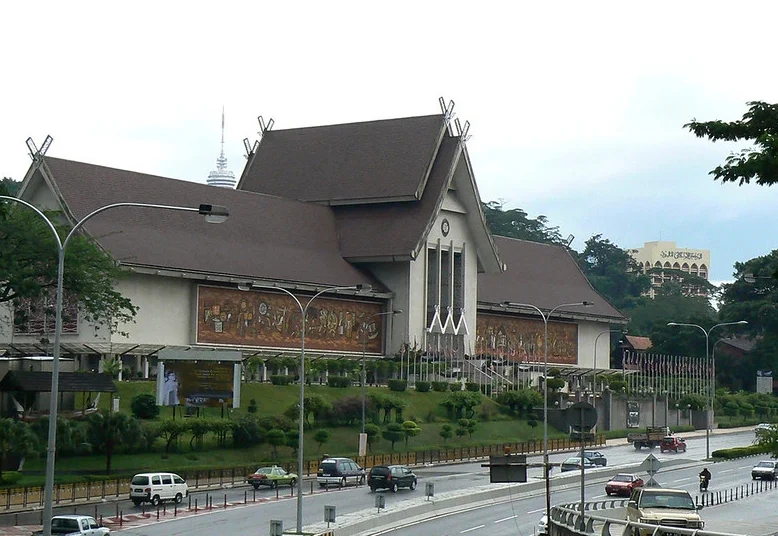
[79,429,757,535]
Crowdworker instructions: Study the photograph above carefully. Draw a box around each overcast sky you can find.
[3,1,778,282]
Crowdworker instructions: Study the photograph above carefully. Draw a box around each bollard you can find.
[195,499,198,513]
[244,490,247,504]
[157,506,160,520]
[175,504,178,517]
[14,514,17,526]
[253,488,256,502]
[99,515,103,526]
[119,511,123,527]
[94,505,98,519]
[224,494,227,509]
[310,481,313,495]
[163,503,166,516]
[276,487,279,500]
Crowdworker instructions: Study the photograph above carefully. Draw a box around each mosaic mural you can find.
[475,313,578,365]
[196,286,384,353]
[13,289,79,335]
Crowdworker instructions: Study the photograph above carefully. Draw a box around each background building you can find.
[628,241,710,298]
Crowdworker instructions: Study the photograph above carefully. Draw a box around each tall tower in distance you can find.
[207,108,236,188]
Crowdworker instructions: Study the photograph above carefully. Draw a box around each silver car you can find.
[751,460,778,480]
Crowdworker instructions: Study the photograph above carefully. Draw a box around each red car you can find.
[605,473,644,496]
[660,436,687,453]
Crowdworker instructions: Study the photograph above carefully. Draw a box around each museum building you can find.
[0,104,626,395]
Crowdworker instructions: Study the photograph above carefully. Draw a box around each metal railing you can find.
[0,434,605,510]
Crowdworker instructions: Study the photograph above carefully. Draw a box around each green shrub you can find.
[432,381,449,392]
[387,379,407,392]
[270,375,293,386]
[247,399,258,413]
[465,382,480,392]
[449,383,462,391]
[1,472,22,485]
[415,381,431,393]
[327,376,352,388]
[712,444,771,460]
[130,393,160,419]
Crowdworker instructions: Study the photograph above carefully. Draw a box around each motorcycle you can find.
[699,475,710,492]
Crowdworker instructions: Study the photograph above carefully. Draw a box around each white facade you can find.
[628,241,710,298]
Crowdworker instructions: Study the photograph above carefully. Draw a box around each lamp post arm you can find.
[0,196,62,248]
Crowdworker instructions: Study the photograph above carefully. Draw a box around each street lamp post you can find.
[593,329,627,398]
[667,320,747,459]
[361,310,402,435]
[0,196,228,536]
[501,300,593,524]
[245,283,371,534]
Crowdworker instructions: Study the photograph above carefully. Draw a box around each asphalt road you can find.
[88,429,760,535]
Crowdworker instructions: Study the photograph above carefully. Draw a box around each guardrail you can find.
[0,434,605,511]
[550,503,745,536]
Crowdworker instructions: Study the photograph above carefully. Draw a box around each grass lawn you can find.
[30,382,565,488]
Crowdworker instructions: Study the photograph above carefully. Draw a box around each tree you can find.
[458,418,477,440]
[382,423,404,450]
[1,178,20,196]
[439,424,453,444]
[401,420,422,448]
[575,234,650,311]
[266,428,286,459]
[86,411,143,474]
[313,429,330,451]
[0,195,138,335]
[481,201,564,244]
[0,419,38,476]
[364,423,380,450]
[157,419,188,455]
[100,357,122,380]
[285,429,299,455]
[685,101,778,186]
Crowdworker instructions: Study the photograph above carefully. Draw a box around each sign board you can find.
[324,505,336,523]
[640,453,661,486]
[157,349,242,409]
[627,401,640,428]
[757,370,773,394]
[358,433,367,457]
[485,454,528,483]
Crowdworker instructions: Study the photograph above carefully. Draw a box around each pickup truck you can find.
[33,515,110,536]
[627,426,668,450]
[660,435,687,453]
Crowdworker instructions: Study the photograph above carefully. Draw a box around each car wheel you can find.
[252,483,260,490]
[341,477,347,488]
[270,481,277,490]
[132,499,142,507]
[175,493,183,504]
[410,480,417,490]
[370,485,376,492]
[151,495,161,507]
[633,443,641,450]
[290,478,297,488]
[390,483,398,493]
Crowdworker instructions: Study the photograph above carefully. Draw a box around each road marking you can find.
[673,478,691,483]
[739,465,753,469]
[528,507,545,514]
[461,525,485,533]
[719,469,733,473]
[494,515,517,523]
[591,494,607,499]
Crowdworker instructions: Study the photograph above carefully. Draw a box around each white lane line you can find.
[528,507,545,514]
[673,478,691,483]
[739,465,753,469]
[494,515,517,524]
[591,494,607,499]
[461,525,485,533]
[719,469,733,473]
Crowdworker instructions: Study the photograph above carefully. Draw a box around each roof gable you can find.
[238,114,446,204]
[477,237,626,321]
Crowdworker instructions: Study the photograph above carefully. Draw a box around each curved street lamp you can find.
[242,282,371,534]
[501,300,593,524]
[667,320,747,459]
[0,196,228,536]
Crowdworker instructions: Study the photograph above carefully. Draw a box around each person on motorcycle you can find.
[699,467,712,490]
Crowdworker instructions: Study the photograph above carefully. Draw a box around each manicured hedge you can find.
[327,376,352,388]
[712,444,771,460]
[465,382,480,392]
[270,375,292,386]
[415,381,431,393]
[388,379,407,392]
[432,381,449,392]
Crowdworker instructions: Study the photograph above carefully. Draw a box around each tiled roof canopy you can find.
[625,335,653,351]
[238,114,446,204]
[42,158,380,290]
[0,371,117,393]
[478,236,626,321]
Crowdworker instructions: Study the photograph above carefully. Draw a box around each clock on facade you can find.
[441,219,450,236]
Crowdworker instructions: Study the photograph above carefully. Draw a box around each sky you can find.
[2,1,778,283]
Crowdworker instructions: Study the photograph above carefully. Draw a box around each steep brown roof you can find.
[625,335,653,351]
[41,158,380,290]
[477,237,626,320]
[238,114,446,204]
[332,135,461,260]
[0,371,117,392]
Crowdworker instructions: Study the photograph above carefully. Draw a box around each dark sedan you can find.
[560,456,596,472]
[605,473,644,496]
[582,450,607,466]
[368,465,417,492]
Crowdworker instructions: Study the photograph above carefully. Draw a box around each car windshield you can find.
[564,458,581,464]
[131,476,149,485]
[255,467,272,474]
[51,519,80,530]
[640,492,695,509]
[584,452,600,457]
[612,474,633,482]
[757,462,775,468]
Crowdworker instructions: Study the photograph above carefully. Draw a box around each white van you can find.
[129,472,188,506]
